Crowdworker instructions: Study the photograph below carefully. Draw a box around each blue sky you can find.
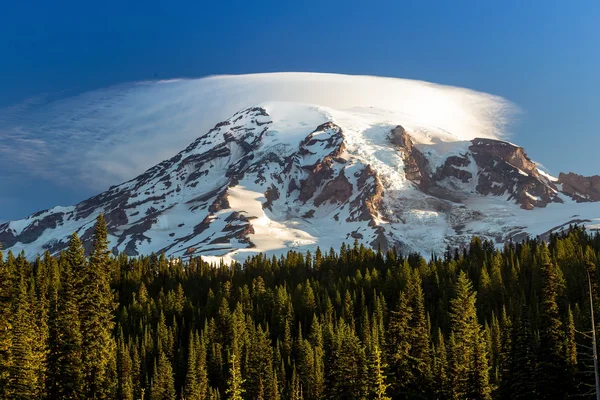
[1,0,599,221]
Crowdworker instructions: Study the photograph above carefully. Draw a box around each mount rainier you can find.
[1,73,599,261]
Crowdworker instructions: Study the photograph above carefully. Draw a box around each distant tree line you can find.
[1,216,600,399]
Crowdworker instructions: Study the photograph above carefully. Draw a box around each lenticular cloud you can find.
[0,72,516,190]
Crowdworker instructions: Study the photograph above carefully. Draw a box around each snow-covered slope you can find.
[1,98,599,261]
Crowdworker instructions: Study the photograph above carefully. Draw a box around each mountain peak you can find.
[1,101,598,261]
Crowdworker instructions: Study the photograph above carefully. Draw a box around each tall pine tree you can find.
[80,214,117,399]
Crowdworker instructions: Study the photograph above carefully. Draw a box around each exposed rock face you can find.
[392,131,563,210]
[470,139,539,176]
[435,155,472,183]
[469,139,561,210]
[295,123,347,203]
[0,212,65,248]
[314,170,353,207]
[558,173,600,202]
[391,125,431,189]
[348,165,383,224]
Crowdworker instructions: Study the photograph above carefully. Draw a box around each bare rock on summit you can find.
[558,172,600,202]
[469,138,561,210]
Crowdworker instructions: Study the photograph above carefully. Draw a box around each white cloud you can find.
[0,72,517,192]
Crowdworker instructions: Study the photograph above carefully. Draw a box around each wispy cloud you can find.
[0,73,518,194]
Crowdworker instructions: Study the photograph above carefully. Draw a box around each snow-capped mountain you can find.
[1,96,599,261]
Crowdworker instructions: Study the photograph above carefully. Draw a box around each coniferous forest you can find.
[2,214,600,399]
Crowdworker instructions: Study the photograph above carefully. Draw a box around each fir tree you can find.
[449,271,491,400]
[184,331,200,400]
[117,332,134,400]
[80,214,117,399]
[0,247,14,398]
[225,352,245,400]
[370,345,391,400]
[536,250,568,399]
[510,303,535,399]
[151,349,176,400]
[10,276,40,399]
[433,328,449,399]
[49,235,85,399]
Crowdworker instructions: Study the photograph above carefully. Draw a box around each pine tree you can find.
[405,271,433,393]
[386,291,411,393]
[272,370,280,400]
[0,247,14,398]
[327,319,368,399]
[117,333,134,400]
[10,275,40,399]
[433,328,449,399]
[80,214,117,399]
[49,236,85,399]
[370,345,391,400]
[247,325,274,400]
[510,302,535,399]
[151,349,176,400]
[449,271,491,400]
[536,251,568,399]
[498,307,513,400]
[296,336,313,400]
[290,364,302,400]
[565,305,577,394]
[185,330,208,400]
[184,331,200,400]
[309,317,324,400]
[225,352,244,400]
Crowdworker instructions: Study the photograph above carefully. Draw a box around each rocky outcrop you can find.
[299,122,346,162]
[435,155,472,183]
[390,125,431,189]
[348,165,384,223]
[263,185,280,211]
[390,128,563,210]
[296,123,346,203]
[470,139,540,176]
[314,169,353,207]
[469,138,560,209]
[558,172,600,202]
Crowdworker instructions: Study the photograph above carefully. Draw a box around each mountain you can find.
[1,99,599,261]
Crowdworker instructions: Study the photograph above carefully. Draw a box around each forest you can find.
[1,214,600,399]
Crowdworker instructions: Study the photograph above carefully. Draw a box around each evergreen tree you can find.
[536,250,568,399]
[370,345,391,400]
[184,331,200,400]
[433,328,449,399]
[2,226,600,399]
[9,276,40,399]
[117,334,134,400]
[449,271,491,400]
[80,214,117,399]
[565,305,577,394]
[0,247,14,398]
[49,235,85,399]
[184,330,208,400]
[225,352,244,400]
[510,303,535,399]
[151,349,176,400]
[327,319,368,399]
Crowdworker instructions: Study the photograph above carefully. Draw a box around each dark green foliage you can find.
[48,234,85,399]
[536,248,568,399]
[80,214,117,399]
[0,225,599,398]
[0,247,14,398]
